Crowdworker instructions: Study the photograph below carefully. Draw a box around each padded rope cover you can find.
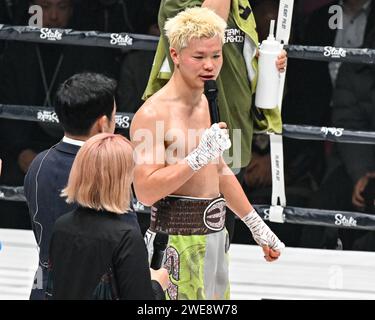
[286,45,375,65]
[0,104,134,129]
[254,205,375,231]
[0,24,159,51]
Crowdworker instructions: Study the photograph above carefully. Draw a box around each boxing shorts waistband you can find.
[150,195,226,235]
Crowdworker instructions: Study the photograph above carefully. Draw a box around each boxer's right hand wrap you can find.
[186,123,231,171]
[242,209,285,251]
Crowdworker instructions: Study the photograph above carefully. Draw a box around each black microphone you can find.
[150,231,169,270]
[204,80,220,124]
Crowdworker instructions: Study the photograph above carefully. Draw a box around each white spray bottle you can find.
[255,20,283,109]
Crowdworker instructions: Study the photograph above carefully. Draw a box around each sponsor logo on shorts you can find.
[40,28,63,41]
[203,198,226,231]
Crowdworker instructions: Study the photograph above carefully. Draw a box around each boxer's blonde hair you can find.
[62,133,134,214]
[165,7,227,52]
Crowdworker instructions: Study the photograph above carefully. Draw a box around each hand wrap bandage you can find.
[242,209,285,251]
[186,123,231,171]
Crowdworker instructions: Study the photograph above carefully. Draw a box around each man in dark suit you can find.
[24,73,137,299]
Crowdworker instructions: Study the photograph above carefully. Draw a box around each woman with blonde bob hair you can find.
[46,133,169,300]
[62,133,134,214]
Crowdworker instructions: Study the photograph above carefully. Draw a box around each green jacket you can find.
[144,0,282,168]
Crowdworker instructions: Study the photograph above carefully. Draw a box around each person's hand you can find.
[185,122,231,171]
[18,149,37,173]
[241,209,285,263]
[276,49,287,72]
[352,172,375,209]
[245,153,272,188]
[150,267,170,291]
[262,245,281,262]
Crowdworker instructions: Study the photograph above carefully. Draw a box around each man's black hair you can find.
[55,72,116,136]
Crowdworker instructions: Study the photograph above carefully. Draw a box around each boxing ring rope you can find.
[2,25,375,63]
[0,104,134,128]
[3,104,375,145]
[1,25,375,232]
[0,24,159,51]
[286,44,375,64]
[2,104,375,231]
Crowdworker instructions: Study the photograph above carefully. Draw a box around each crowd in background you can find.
[0,0,374,251]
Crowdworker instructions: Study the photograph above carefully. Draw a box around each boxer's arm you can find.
[130,109,195,206]
[218,159,253,218]
[218,159,284,256]
[202,0,231,22]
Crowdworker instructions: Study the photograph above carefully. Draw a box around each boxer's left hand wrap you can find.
[185,123,231,171]
[242,209,285,251]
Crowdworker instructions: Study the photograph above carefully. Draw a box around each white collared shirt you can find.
[62,136,85,147]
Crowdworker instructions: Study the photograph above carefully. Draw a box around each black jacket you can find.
[24,141,141,298]
[48,206,163,300]
[24,142,80,269]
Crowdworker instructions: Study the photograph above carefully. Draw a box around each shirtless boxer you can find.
[130,7,284,300]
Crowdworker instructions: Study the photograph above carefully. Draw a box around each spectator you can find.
[46,133,169,299]
[24,73,139,299]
